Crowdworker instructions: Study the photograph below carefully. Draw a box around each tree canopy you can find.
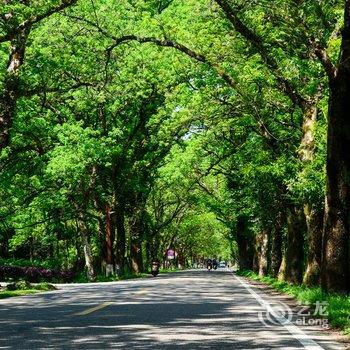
[1,0,350,294]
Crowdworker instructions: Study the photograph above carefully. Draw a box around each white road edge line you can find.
[233,274,324,350]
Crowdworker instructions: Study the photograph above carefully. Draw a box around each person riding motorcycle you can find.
[207,259,213,270]
[151,260,160,277]
[212,259,218,270]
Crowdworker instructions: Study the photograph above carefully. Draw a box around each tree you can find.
[322,1,350,293]
[0,0,78,149]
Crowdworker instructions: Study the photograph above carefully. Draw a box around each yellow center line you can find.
[134,289,149,295]
[73,301,113,316]
[72,289,149,316]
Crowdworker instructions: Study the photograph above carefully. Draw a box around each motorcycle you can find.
[151,261,159,277]
[207,263,212,271]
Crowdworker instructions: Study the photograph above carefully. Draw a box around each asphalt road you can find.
[0,269,347,349]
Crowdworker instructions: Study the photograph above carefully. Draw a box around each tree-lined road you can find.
[0,270,346,349]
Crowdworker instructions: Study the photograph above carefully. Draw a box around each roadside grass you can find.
[0,290,40,299]
[237,270,350,335]
[159,267,182,273]
[73,271,148,283]
[0,281,56,299]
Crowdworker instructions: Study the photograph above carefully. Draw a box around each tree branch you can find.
[20,81,95,97]
[20,0,78,30]
[314,46,336,80]
[214,0,306,109]
[69,15,287,150]
[107,35,237,89]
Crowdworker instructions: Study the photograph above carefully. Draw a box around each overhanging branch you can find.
[20,81,95,97]
[107,35,237,89]
[19,0,78,30]
[214,0,307,109]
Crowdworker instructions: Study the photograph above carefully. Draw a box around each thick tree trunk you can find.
[115,204,126,275]
[105,204,115,266]
[255,230,268,276]
[96,216,106,272]
[298,104,317,163]
[303,204,323,286]
[76,210,96,281]
[270,211,284,277]
[74,226,85,272]
[278,255,287,281]
[0,228,12,258]
[236,216,254,270]
[282,206,306,284]
[297,103,324,286]
[0,27,30,149]
[130,241,143,273]
[322,2,350,293]
[252,249,259,274]
[129,212,144,273]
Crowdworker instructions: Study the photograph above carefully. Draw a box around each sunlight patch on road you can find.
[73,301,112,316]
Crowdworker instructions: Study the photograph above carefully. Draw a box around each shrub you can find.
[0,265,74,283]
[6,280,32,291]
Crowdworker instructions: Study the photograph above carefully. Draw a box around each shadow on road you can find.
[0,270,340,349]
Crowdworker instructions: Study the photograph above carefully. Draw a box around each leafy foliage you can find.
[0,0,348,304]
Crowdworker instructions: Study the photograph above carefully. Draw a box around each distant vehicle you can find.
[219,261,226,268]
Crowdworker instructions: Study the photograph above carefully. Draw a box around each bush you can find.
[0,265,74,283]
[6,280,32,291]
[0,258,60,269]
[4,281,57,293]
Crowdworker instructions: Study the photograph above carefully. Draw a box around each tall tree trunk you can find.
[105,204,115,266]
[303,204,323,286]
[252,248,259,274]
[130,240,143,273]
[71,196,96,280]
[129,212,144,273]
[76,209,96,281]
[115,203,126,275]
[297,102,325,287]
[283,206,306,284]
[270,211,284,277]
[322,1,350,293]
[297,103,325,286]
[74,224,85,272]
[255,230,268,277]
[236,216,254,270]
[96,215,106,272]
[298,104,317,164]
[0,26,30,149]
